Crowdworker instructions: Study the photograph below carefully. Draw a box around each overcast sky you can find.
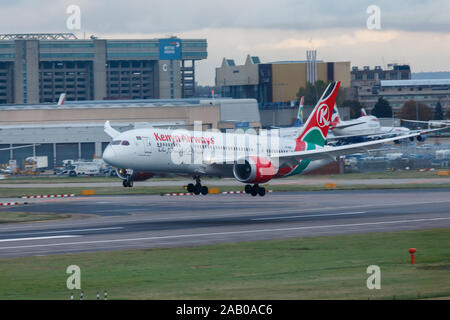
[1,0,449,85]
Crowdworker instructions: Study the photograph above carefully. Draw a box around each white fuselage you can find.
[333,116,411,138]
[102,127,329,179]
[332,116,381,136]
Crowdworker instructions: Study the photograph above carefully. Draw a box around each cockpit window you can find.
[112,140,121,145]
[121,140,130,146]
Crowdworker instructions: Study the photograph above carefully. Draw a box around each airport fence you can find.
[344,142,450,173]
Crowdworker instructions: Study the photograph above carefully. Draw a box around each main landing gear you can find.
[187,175,209,195]
[122,176,133,188]
[245,184,266,197]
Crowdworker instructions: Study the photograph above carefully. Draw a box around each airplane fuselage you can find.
[332,116,381,136]
[103,127,332,179]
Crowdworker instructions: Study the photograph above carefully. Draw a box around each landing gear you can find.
[188,175,209,195]
[122,177,133,188]
[245,184,266,197]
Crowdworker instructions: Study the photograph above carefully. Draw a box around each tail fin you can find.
[330,104,341,128]
[294,96,304,127]
[57,93,66,106]
[361,108,367,117]
[296,81,341,147]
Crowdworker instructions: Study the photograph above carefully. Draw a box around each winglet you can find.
[104,121,120,138]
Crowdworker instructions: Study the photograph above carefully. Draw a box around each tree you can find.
[371,97,392,118]
[434,100,444,120]
[341,100,365,119]
[398,100,433,121]
[296,80,344,107]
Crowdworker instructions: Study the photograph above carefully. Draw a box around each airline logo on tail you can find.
[296,81,341,148]
[316,104,330,128]
[294,96,304,127]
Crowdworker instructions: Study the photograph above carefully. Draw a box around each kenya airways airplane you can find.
[102,81,420,197]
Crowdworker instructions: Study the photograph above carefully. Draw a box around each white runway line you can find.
[0,235,80,243]
[7,227,124,237]
[0,216,449,250]
[252,211,366,221]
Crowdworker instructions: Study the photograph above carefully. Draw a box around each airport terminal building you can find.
[0,33,207,104]
[215,53,351,107]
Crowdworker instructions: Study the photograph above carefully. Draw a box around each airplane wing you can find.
[328,126,448,142]
[276,132,422,166]
[401,119,450,126]
[0,145,36,151]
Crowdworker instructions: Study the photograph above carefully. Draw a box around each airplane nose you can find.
[103,145,116,165]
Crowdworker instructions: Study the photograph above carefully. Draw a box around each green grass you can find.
[0,183,449,198]
[0,211,70,224]
[0,228,448,300]
[1,169,448,185]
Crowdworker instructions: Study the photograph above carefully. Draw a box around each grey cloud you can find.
[0,0,448,34]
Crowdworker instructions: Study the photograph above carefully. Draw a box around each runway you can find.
[1,177,450,188]
[0,188,449,258]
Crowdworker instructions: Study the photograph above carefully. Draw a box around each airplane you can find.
[102,81,425,197]
[327,105,435,144]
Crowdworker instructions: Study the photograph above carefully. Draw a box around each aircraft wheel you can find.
[128,181,133,188]
[245,184,252,194]
[123,180,128,188]
[258,187,266,197]
[193,184,201,195]
[251,186,258,197]
[187,183,194,193]
[201,186,209,195]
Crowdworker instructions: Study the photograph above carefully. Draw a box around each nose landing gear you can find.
[187,175,209,195]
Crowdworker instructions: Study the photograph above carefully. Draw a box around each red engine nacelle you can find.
[233,156,277,184]
[116,168,154,181]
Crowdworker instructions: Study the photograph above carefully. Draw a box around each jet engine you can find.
[232,157,277,184]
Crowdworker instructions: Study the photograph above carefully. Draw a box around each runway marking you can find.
[1,199,450,233]
[0,235,80,243]
[252,211,366,221]
[0,216,449,250]
[6,227,124,237]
